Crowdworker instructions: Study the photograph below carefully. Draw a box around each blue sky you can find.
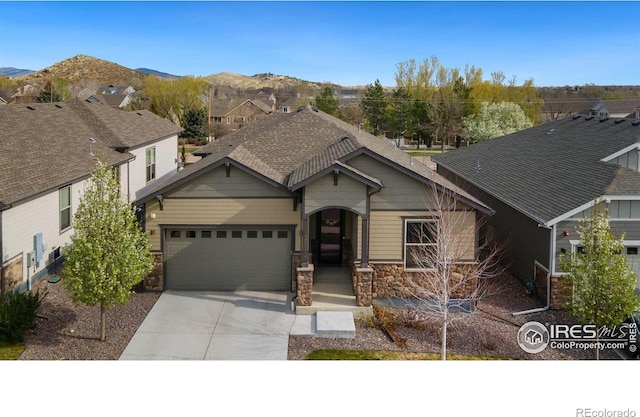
[1,1,639,87]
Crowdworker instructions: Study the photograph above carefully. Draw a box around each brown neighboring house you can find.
[210,98,274,138]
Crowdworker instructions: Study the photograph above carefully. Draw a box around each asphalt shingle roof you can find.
[0,100,182,207]
[432,116,640,225]
[142,106,489,212]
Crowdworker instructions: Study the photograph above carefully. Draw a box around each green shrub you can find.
[0,291,44,343]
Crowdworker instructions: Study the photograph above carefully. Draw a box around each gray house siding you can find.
[612,150,640,172]
[437,165,550,284]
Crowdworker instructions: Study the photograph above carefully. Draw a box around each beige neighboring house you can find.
[0,99,182,294]
[135,106,492,308]
[210,97,274,137]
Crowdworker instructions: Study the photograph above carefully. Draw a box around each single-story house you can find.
[136,105,492,307]
[433,114,640,308]
[0,99,182,294]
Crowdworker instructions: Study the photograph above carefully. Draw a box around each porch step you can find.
[290,311,358,339]
[316,311,356,339]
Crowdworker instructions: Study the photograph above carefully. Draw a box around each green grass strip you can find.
[0,342,26,360]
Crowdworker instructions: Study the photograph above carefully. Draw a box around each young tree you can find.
[407,181,504,360]
[314,87,340,117]
[558,206,639,359]
[462,101,533,143]
[62,161,155,341]
[37,79,70,102]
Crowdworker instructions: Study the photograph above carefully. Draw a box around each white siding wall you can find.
[129,135,178,202]
[2,179,88,287]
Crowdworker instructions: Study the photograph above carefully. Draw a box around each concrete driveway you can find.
[119,290,297,360]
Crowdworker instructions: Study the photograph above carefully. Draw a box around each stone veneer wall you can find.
[354,267,373,306]
[1,254,23,296]
[550,275,572,309]
[370,263,478,299]
[143,253,164,291]
[296,265,314,306]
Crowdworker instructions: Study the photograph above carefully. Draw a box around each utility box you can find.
[26,251,36,267]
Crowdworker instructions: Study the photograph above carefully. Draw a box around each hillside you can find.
[16,54,147,87]
[206,72,333,91]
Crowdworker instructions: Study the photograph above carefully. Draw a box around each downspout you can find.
[512,223,554,316]
[361,185,383,266]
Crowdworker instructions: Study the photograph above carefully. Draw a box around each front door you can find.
[317,209,344,265]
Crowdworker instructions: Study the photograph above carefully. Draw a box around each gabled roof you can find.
[591,99,640,117]
[433,116,640,226]
[0,100,182,207]
[138,106,491,213]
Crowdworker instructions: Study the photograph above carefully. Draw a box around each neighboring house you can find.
[98,93,132,109]
[433,115,640,308]
[277,96,312,113]
[541,100,592,123]
[135,106,492,307]
[589,99,640,119]
[210,98,274,137]
[0,99,182,294]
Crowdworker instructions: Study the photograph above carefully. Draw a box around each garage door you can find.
[165,227,292,290]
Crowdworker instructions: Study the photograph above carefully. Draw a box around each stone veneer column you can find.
[354,266,373,307]
[550,275,571,309]
[296,264,314,306]
[143,253,164,291]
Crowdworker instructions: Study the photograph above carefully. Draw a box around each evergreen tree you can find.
[314,87,340,116]
[360,79,388,136]
[180,106,208,144]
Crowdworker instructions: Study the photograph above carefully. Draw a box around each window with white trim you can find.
[59,185,71,232]
[404,219,437,269]
[146,147,156,182]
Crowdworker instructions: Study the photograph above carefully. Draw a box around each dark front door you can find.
[317,209,344,265]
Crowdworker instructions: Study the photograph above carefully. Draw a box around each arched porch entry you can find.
[310,208,358,267]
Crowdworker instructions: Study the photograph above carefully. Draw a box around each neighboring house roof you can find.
[211,98,273,117]
[0,100,182,208]
[433,115,640,226]
[98,93,131,108]
[138,105,491,214]
[590,99,640,118]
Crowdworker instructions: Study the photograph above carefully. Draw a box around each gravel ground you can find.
[19,278,161,360]
[287,272,620,360]
[19,272,621,360]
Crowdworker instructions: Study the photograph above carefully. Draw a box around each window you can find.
[277,231,288,239]
[262,231,273,239]
[282,107,289,113]
[232,231,242,238]
[404,219,437,269]
[216,231,227,238]
[226,116,231,124]
[186,231,196,238]
[170,231,181,238]
[201,231,212,238]
[247,231,258,238]
[214,117,222,123]
[627,247,639,255]
[59,185,71,232]
[146,147,156,182]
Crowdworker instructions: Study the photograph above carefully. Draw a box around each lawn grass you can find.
[0,342,26,360]
[306,349,511,360]
[404,150,448,157]
[178,146,199,154]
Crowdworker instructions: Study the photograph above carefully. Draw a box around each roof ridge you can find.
[69,99,127,148]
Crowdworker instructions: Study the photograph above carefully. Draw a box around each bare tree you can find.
[406,180,505,360]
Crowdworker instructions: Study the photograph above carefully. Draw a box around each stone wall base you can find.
[354,267,373,306]
[1,254,23,296]
[296,265,314,306]
[370,262,478,300]
[550,274,571,309]
[143,253,164,291]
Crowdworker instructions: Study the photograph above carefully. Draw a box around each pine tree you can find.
[62,161,155,341]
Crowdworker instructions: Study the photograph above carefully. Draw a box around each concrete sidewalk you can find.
[119,290,297,360]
